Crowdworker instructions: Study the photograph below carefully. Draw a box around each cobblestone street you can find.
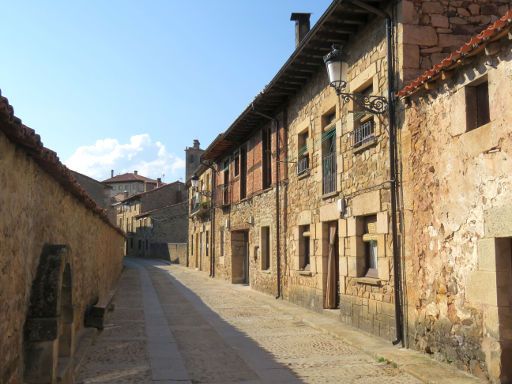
[76,259,481,384]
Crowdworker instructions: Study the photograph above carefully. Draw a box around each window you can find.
[145,239,148,250]
[261,226,271,270]
[299,225,311,270]
[240,146,247,199]
[138,240,142,250]
[362,215,378,278]
[322,110,336,127]
[220,228,225,256]
[353,84,376,148]
[297,130,310,176]
[466,79,490,131]
[233,150,240,176]
[262,126,272,189]
[322,124,337,194]
[199,232,203,256]
[205,231,209,257]
[191,235,194,255]
[222,159,230,205]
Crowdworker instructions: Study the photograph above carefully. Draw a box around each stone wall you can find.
[0,130,124,383]
[399,0,510,83]
[401,39,512,382]
[284,15,396,340]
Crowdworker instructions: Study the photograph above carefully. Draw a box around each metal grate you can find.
[322,151,336,194]
[353,119,375,147]
[297,155,309,175]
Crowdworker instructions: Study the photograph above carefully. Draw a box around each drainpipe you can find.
[348,0,404,347]
[251,104,282,299]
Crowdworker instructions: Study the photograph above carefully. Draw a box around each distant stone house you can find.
[399,11,512,383]
[187,163,214,272]
[102,170,162,198]
[117,181,187,258]
[0,91,124,384]
[188,0,509,381]
[136,202,188,262]
[70,170,116,224]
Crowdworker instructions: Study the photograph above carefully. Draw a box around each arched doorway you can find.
[23,245,74,384]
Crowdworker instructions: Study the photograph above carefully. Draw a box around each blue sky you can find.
[0,1,332,181]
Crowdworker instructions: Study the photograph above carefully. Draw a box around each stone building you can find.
[135,201,188,262]
[185,139,204,182]
[399,11,512,382]
[102,170,162,198]
[187,164,214,272]
[188,0,509,371]
[117,181,187,257]
[70,170,116,224]
[0,91,125,383]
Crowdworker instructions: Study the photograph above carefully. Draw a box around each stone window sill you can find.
[260,269,272,274]
[352,136,378,154]
[297,170,310,180]
[322,191,338,200]
[298,270,313,276]
[353,277,381,286]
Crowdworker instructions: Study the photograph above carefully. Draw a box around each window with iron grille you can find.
[261,226,271,270]
[353,119,375,147]
[297,130,309,176]
[322,127,337,195]
[353,84,376,148]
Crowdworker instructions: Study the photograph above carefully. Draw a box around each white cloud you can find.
[65,134,185,181]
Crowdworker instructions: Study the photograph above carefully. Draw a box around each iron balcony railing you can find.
[322,151,336,194]
[297,155,309,176]
[353,119,375,148]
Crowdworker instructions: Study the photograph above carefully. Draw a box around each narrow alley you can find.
[75,259,481,384]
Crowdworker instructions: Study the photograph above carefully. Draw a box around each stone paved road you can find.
[76,258,423,384]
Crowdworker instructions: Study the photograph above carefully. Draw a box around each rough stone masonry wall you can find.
[401,45,512,381]
[284,18,396,340]
[214,186,285,297]
[400,0,510,83]
[0,131,124,383]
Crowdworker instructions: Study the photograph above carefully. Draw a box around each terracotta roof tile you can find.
[103,173,157,183]
[0,90,124,236]
[398,10,512,98]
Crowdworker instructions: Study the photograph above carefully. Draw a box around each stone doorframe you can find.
[23,244,75,384]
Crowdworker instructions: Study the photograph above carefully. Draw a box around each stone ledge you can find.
[298,270,313,277]
[353,277,382,286]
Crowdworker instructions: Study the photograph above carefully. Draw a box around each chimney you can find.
[157,177,162,187]
[193,139,200,149]
[290,13,311,48]
[111,169,114,178]
[134,170,138,175]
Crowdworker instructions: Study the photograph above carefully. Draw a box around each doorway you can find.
[324,221,339,309]
[231,231,249,284]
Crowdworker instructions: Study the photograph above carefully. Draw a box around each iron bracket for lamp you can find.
[330,80,388,115]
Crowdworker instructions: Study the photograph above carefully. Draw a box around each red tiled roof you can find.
[398,10,512,98]
[103,172,157,183]
[0,90,124,236]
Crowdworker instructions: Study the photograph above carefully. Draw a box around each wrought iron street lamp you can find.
[323,45,388,115]
[190,174,212,197]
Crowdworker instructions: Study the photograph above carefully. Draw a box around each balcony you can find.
[353,119,376,148]
[190,196,211,220]
[322,151,336,195]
